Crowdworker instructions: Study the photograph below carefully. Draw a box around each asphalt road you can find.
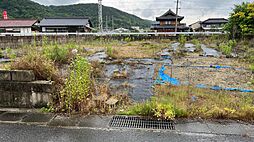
[0,123,253,142]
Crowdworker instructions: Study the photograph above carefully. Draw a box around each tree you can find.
[225,2,254,38]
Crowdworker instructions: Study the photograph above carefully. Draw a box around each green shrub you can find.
[0,48,3,58]
[43,45,70,64]
[5,48,16,59]
[60,56,92,113]
[219,43,232,56]
[245,48,254,63]
[192,39,202,52]
[153,103,175,120]
[250,64,254,72]
[124,37,132,42]
[106,47,118,59]
[218,40,236,56]
[121,97,177,120]
[179,35,186,47]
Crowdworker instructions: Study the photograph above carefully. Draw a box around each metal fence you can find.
[0,32,224,37]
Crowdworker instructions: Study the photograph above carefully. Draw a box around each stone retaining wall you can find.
[0,70,53,108]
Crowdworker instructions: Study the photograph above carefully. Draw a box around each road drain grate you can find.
[109,116,175,130]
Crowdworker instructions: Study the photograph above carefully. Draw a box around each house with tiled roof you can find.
[190,18,228,32]
[151,9,189,32]
[38,17,93,33]
[0,19,38,34]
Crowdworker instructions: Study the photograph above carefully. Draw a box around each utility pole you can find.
[105,15,108,32]
[98,0,103,33]
[175,0,179,33]
[112,16,114,31]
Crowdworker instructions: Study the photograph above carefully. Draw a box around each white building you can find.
[0,19,38,34]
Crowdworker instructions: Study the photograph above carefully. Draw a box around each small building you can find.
[151,9,189,32]
[0,19,38,34]
[190,18,228,32]
[38,17,93,33]
[189,21,202,32]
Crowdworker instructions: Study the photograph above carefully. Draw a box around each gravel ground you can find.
[163,55,254,90]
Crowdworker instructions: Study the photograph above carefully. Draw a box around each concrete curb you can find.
[0,108,254,137]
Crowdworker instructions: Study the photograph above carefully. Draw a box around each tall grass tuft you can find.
[60,56,93,113]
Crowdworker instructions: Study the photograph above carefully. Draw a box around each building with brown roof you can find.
[0,19,38,34]
[151,9,189,32]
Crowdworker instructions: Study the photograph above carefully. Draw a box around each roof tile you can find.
[0,19,37,28]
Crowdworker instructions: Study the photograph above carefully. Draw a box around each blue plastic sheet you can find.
[211,86,222,90]
[155,65,180,86]
[239,89,254,93]
[161,55,171,59]
[154,65,253,93]
[196,84,207,89]
[210,65,232,69]
[224,88,238,91]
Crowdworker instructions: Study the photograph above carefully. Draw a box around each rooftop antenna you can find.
[98,0,103,33]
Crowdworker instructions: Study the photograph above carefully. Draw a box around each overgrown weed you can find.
[10,51,62,84]
[60,56,92,113]
[121,85,254,121]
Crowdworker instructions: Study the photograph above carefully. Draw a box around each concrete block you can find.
[31,92,50,107]
[0,91,12,106]
[0,112,28,121]
[0,81,31,92]
[48,115,78,127]
[11,70,35,82]
[22,113,55,123]
[31,81,53,93]
[12,91,31,108]
[0,70,11,81]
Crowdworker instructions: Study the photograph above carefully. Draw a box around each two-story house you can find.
[151,9,189,32]
[190,18,228,32]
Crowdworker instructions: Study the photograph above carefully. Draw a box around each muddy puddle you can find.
[88,52,171,101]
[201,44,221,57]
[87,51,108,62]
[170,42,220,57]
[104,63,155,101]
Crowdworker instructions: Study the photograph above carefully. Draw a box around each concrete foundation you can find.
[0,70,53,108]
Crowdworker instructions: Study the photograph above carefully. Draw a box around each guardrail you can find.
[0,32,224,37]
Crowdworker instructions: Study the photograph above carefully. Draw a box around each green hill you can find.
[0,0,152,29]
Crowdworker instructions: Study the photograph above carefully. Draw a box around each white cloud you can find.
[31,0,253,24]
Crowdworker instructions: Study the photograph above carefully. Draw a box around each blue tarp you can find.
[155,65,180,86]
[196,84,207,89]
[210,65,232,69]
[197,84,254,93]
[211,86,222,90]
[155,65,253,93]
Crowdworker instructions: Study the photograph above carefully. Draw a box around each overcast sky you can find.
[32,0,252,24]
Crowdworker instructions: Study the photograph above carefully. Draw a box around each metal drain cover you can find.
[109,116,175,130]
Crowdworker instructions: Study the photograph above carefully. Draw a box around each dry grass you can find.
[161,56,254,90]
[155,85,254,121]
[122,85,254,121]
[10,52,63,84]
[0,63,10,70]
[83,39,171,59]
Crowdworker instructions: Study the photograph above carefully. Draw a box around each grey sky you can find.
[32,0,252,24]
